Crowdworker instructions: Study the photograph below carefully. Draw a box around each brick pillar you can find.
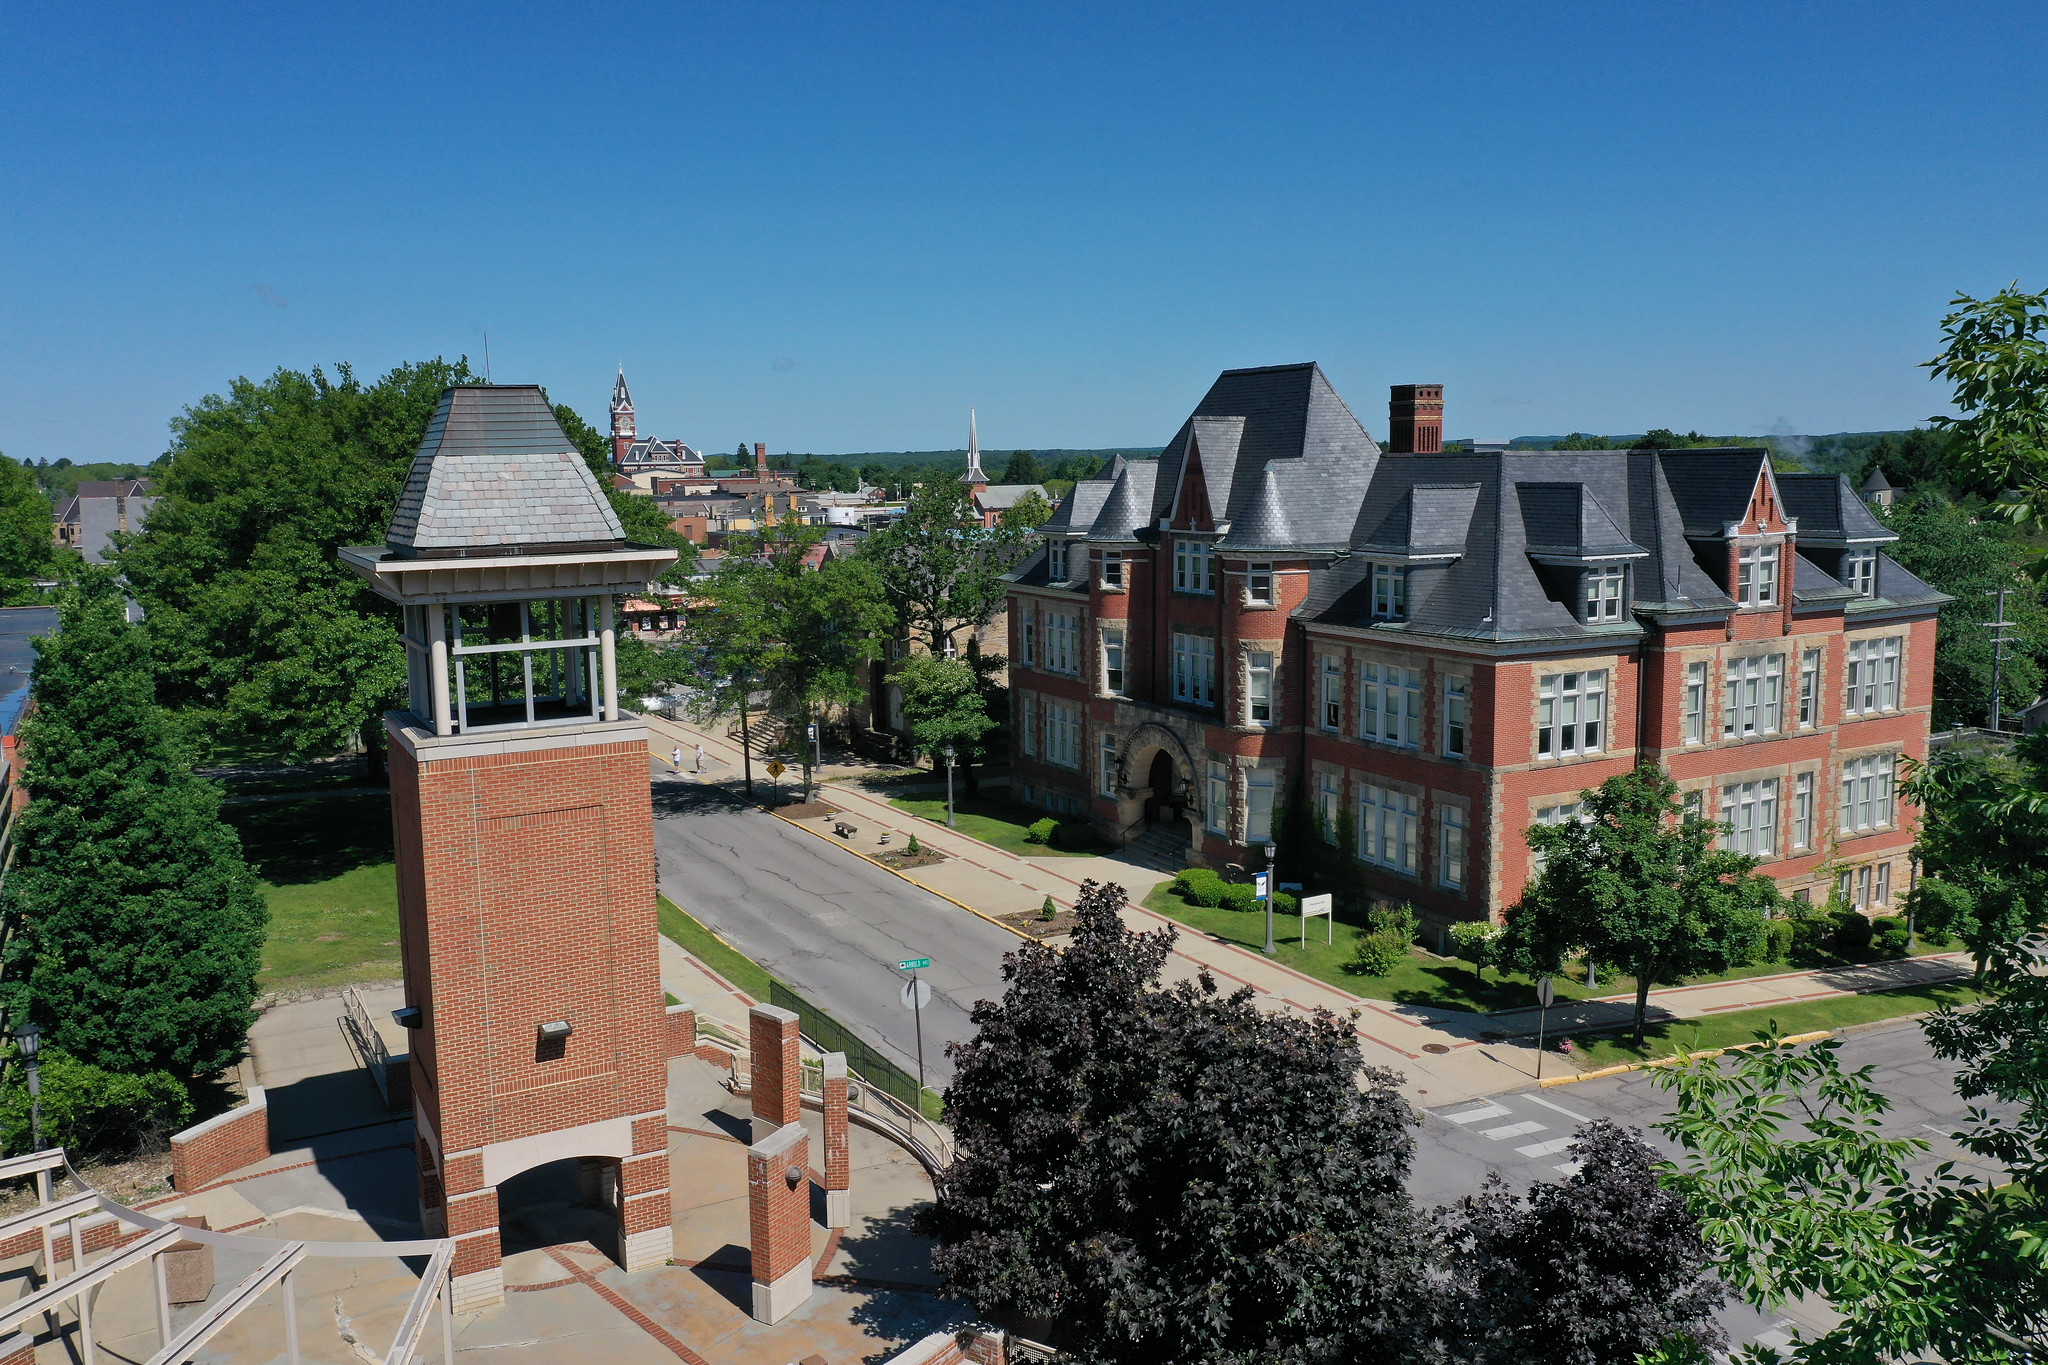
[665,1000,696,1058]
[444,1153,503,1312]
[749,1004,801,1142]
[619,1113,673,1272]
[0,1332,31,1365]
[966,1331,1009,1365]
[746,1122,813,1323]
[822,1052,850,1228]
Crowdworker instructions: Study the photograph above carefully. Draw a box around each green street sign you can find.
[898,957,931,970]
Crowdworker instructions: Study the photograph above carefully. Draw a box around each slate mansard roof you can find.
[1024,365,1950,644]
[387,386,627,557]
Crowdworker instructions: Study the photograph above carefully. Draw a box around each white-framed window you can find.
[1357,783,1419,873]
[1444,676,1469,758]
[1793,771,1814,850]
[1720,778,1779,857]
[1583,565,1625,622]
[1845,548,1877,597]
[1045,703,1079,769]
[1172,630,1216,705]
[1841,863,1892,910]
[1841,753,1895,833]
[1360,662,1423,748]
[1205,760,1229,834]
[1876,861,1891,905]
[1245,769,1275,844]
[1683,661,1707,743]
[1440,805,1467,890]
[1799,648,1822,728]
[1101,550,1123,588]
[1246,651,1275,726]
[1682,789,1704,822]
[1048,542,1068,581]
[1738,544,1779,606]
[1537,670,1606,757]
[1371,563,1407,620]
[1099,731,1118,797]
[1321,656,1343,731]
[1844,637,1902,715]
[1021,616,1035,667]
[1102,628,1125,695]
[1174,540,1215,594]
[1046,613,1079,675]
[1247,562,1274,605]
[1532,801,1588,875]
[1021,696,1037,755]
[1722,653,1785,738]
[1316,771,1342,843]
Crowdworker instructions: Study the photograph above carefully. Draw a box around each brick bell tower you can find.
[343,385,679,1312]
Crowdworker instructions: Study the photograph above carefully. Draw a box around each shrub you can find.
[1220,883,1258,914]
[1025,818,1058,845]
[0,1051,193,1159]
[1271,890,1299,917]
[1040,895,1058,922]
[1369,903,1420,946]
[907,833,922,855]
[1449,921,1503,979]
[1761,918,1796,963]
[1174,868,1226,907]
[1346,931,1408,977]
[1790,916,1832,958]
[1920,924,1954,946]
[1832,910,1874,955]
[1874,925,1911,958]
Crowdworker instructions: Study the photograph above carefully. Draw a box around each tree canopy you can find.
[0,456,56,603]
[1924,282,2048,531]
[1000,450,1042,484]
[0,568,267,1079]
[1903,734,2048,981]
[1500,765,1773,1043]
[859,480,1029,654]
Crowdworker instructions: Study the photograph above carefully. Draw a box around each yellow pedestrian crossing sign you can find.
[765,760,786,778]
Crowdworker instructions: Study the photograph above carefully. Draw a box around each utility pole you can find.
[1984,588,2019,731]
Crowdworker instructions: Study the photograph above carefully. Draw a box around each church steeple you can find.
[610,368,636,466]
[961,407,988,492]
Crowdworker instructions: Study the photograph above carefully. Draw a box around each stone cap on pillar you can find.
[747,1120,808,1162]
[823,1053,847,1081]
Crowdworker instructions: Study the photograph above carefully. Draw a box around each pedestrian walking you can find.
[671,745,683,772]
[694,744,706,774]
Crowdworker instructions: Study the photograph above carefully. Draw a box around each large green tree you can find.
[0,456,55,602]
[1924,282,2048,534]
[1902,735,2048,981]
[1499,765,1773,1044]
[118,359,477,765]
[893,653,998,797]
[0,569,267,1079]
[859,480,1028,655]
[1882,490,2047,728]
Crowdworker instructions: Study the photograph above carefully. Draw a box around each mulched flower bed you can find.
[1000,908,1078,940]
[877,849,947,870]
[777,801,839,819]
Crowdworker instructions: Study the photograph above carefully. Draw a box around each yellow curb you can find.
[1539,1028,1836,1086]
[766,807,1039,945]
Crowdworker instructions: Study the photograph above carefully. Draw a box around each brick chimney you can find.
[754,441,770,484]
[1388,384,1444,454]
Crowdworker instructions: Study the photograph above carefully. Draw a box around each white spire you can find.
[962,407,988,484]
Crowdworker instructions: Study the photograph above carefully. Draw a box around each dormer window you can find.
[1048,542,1068,581]
[1738,545,1778,607]
[1582,565,1625,622]
[1247,563,1274,605]
[1101,550,1123,588]
[1370,563,1407,621]
[1845,548,1876,597]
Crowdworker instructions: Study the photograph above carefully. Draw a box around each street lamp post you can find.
[942,745,957,828]
[1262,843,1278,956]
[15,1022,42,1152]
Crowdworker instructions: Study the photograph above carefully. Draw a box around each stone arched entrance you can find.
[1112,723,1200,862]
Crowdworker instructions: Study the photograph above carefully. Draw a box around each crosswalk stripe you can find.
[1553,1160,1583,1177]
[1515,1137,1574,1158]
[1435,1103,1511,1125]
[1481,1120,1547,1140]
[1521,1093,1591,1123]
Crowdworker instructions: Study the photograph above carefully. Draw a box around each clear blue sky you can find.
[3,2,2044,464]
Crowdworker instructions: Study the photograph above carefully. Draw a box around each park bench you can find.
[832,821,858,839]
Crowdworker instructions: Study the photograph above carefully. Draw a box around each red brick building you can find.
[344,385,681,1311]
[1004,364,1944,943]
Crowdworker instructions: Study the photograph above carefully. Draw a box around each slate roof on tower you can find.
[387,385,627,556]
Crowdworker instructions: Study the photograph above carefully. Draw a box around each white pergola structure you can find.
[0,1149,457,1365]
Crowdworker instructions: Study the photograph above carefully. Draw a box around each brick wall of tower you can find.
[389,731,667,1158]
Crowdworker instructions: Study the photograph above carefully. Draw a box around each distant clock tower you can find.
[610,368,637,467]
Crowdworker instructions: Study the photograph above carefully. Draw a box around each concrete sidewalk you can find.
[639,711,1972,1106]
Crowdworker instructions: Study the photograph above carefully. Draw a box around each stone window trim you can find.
[1097,548,1127,593]
[1433,793,1473,896]
[1349,768,1425,802]
[1234,639,1285,728]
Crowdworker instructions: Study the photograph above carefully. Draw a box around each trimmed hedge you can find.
[1025,817,1058,845]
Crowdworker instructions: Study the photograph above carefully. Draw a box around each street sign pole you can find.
[912,970,926,1100]
[1535,974,1554,1080]
[1261,843,1278,956]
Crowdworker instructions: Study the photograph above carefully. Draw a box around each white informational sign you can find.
[1300,893,1335,946]
[1255,872,1270,900]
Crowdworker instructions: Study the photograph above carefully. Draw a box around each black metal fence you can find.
[768,979,925,1111]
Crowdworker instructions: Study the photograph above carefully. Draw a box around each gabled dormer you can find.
[1659,450,1797,610]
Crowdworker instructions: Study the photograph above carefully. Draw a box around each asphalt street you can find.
[647,764,1023,1087]
[1411,1018,2014,1356]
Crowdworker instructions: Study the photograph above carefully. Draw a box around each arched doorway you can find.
[1144,750,1176,823]
[497,1155,630,1264]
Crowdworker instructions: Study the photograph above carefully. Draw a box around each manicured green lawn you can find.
[225,793,401,992]
[1139,880,1966,1015]
[889,796,1097,857]
[658,894,773,1001]
[1568,979,1986,1070]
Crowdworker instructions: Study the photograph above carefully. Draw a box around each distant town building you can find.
[960,410,1049,528]
[1005,364,1943,944]
[53,479,155,562]
[1860,466,1895,510]
[609,370,706,478]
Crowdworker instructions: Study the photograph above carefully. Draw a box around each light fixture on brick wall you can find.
[392,1006,422,1029]
[538,1020,573,1042]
